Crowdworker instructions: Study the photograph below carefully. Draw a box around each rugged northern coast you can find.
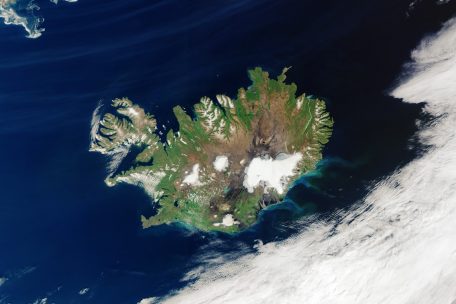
[90,67,333,232]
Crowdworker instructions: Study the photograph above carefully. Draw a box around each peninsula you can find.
[90,67,333,232]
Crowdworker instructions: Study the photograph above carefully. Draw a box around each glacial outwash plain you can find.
[90,67,333,232]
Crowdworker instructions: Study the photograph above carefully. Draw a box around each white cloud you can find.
[155,17,456,304]
[50,0,78,3]
[79,287,89,295]
[89,101,131,177]
[0,277,6,286]
[138,297,157,304]
[89,101,103,149]
[33,298,48,304]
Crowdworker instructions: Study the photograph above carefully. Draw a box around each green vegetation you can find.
[90,67,333,232]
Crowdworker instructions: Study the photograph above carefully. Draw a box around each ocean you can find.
[0,0,455,303]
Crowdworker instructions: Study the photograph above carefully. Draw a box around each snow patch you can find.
[183,164,202,186]
[243,153,303,194]
[221,214,238,226]
[213,214,239,227]
[213,155,229,172]
[296,95,304,110]
[0,0,77,38]
[128,107,139,117]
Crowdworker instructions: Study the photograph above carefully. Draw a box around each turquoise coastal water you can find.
[0,0,455,303]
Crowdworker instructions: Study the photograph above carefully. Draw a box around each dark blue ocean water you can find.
[0,0,455,303]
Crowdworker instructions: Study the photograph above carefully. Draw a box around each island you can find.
[90,67,333,232]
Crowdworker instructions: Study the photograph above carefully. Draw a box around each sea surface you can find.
[0,0,455,303]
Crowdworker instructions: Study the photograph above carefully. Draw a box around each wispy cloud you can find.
[32,298,47,304]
